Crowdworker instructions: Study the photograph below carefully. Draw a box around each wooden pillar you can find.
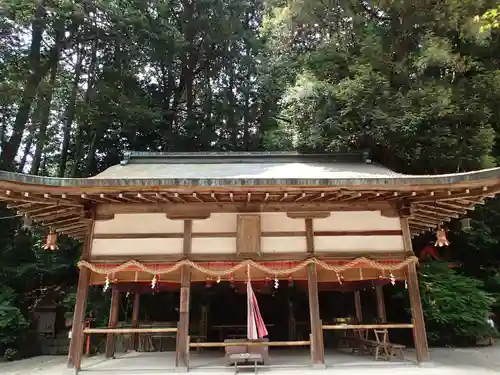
[375,286,387,323]
[67,267,91,369]
[307,264,324,366]
[176,220,192,370]
[105,288,120,358]
[354,291,363,323]
[131,293,140,351]
[407,262,429,362]
[305,218,325,367]
[67,221,94,371]
[400,217,429,362]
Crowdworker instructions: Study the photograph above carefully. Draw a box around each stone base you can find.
[311,363,327,369]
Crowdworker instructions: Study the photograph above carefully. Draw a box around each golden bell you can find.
[434,228,450,247]
[43,231,58,251]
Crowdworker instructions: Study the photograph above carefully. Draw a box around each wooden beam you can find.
[375,286,387,323]
[42,216,82,227]
[323,323,413,330]
[96,202,392,215]
[166,213,211,220]
[287,212,330,219]
[56,222,89,233]
[354,291,363,323]
[408,220,437,229]
[118,193,141,203]
[105,288,120,358]
[415,204,466,216]
[413,212,451,223]
[31,207,82,220]
[89,250,409,264]
[85,327,177,334]
[305,218,314,253]
[67,215,94,370]
[307,263,325,367]
[183,220,193,255]
[155,193,172,203]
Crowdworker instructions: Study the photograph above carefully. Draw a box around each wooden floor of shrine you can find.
[80,348,419,372]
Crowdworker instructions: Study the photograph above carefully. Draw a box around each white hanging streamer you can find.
[274,276,279,289]
[389,272,396,286]
[151,274,158,289]
[103,275,110,292]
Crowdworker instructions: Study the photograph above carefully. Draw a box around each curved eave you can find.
[1,167,500,242]
[1,167,500,189]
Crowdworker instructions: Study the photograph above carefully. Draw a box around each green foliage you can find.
[476,6,500,31]
[0,287,29,352]
[418,262,497,345]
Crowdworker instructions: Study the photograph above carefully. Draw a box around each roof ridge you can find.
[121,150,372,165]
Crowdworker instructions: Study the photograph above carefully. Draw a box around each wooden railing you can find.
[322,323,413,330]
[188,340,310,348]
[83,327,178,334]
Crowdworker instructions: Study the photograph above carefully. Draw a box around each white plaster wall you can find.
[262,237,306,253]
[313,211,401,231]
[261,212,305,232]
[192,213,237,233]
[314,235,404,252]
[191,238,236,253]
[93,214,184,234]
[91,238,183,255]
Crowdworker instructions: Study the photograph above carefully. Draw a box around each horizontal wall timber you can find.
[89,251,412,263]
[95,202,393,215]
[93,230,403,239]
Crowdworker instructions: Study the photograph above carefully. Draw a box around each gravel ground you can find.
[1,347,500,375]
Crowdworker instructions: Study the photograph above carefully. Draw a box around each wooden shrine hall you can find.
[1,151,500,372]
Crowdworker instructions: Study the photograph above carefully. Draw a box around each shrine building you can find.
[0,151,499,371]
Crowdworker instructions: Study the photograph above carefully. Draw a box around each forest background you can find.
[2,0,500,360]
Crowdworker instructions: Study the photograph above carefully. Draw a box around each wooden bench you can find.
[228,353,263,374]
[224,338,269,365]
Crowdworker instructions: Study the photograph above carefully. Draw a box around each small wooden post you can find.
[131,293,140,351]
[375,286,387,323]
[176,219,192,371]
[67,224,93,371]
[354,291,363,323]
[407,262,429,362]
[105,288,120,358]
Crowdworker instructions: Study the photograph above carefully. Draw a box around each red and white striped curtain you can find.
[247,277,268,340]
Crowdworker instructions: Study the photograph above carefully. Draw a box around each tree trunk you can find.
[31,60,59,175]
[18,130,34,173]
[83,130,98,177]
[72,40,97,178]
[59,48,84,177]
[243,13,251,151]
[2,4,49,170]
